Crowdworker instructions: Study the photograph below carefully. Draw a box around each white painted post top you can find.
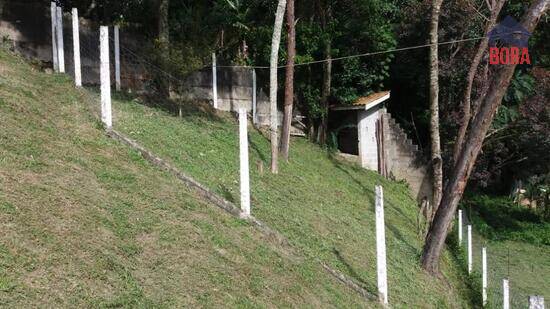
[503,278,510,309]
[529,295,545,309]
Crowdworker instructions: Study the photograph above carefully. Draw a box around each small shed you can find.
[330,91,390,172]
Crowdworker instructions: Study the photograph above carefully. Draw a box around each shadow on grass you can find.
[219,184,236,204]
[326,152,418,227]
[446,229,483,308]
[249,139,268,164]
[463,195,550,245]
[386,224,419,255]
[106,88,227,124]
[332,248,378,295]
[326,152,375,198]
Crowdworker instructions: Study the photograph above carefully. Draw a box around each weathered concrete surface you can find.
[1,2,279,121]
[380,108,433,205]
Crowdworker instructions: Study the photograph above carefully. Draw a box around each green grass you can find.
[0,48,473,307]
[462,196,550,308]
[111,83,471,305]
[0,49,371,307]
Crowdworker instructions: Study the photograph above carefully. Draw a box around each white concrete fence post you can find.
[71,8,81,87]
[56,6,65,73]
[503,278,510,309]
[100,26,112,129]
[238,108,251,218]
[529,296,545,309]
[114,25,121,91]
[50,2,58,72]
[482,247,487,306]
[212,53,218,109]
[252,69,257,125]
[458,209,463,245]
[375,185,388,305]
[467,225,472,274]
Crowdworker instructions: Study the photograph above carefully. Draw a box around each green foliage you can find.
[464,195,550,246]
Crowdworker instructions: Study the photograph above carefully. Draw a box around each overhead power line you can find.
[217,34,494,69]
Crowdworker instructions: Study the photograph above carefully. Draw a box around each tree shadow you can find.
[249,139,267,164]
[327,151,418,227]
[386,224,420,255]
[327,152,375,198]
[332,248,378,294]
[104,87,226,124]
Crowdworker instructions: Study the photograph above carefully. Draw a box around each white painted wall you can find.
[357,109,379,170]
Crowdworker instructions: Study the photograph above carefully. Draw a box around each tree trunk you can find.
[157,0,170,97]
[158,0,170,44]
[428,0,444,216]
[269,0,287,174]
[318,39,332,145]
[452,0,505,166]
[280,0,295,161]
[317,2,332,145]
[421,0,549,275]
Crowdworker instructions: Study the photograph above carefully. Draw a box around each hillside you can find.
[0,49,470,307]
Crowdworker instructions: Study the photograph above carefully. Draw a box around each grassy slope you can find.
[464,197,550,307]
[111,85,471,305]
[0,50,373,307]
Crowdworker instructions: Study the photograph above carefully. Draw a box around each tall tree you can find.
[317,0,332,145]
[269,0,287,173]
[452,0,506,166]
[156,0,170,97]
[158,0,169,44]
[421,0,549,274]
[280,0,295,161]
[428,0,444,217]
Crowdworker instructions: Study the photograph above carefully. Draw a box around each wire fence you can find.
[6,2,547,307]
[460,209,546,308]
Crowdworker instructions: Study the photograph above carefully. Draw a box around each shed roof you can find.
[330,91,390,111]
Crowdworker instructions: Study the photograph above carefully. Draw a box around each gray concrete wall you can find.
[179,67,270,120]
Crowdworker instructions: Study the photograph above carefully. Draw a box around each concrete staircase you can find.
[380,108,433,204]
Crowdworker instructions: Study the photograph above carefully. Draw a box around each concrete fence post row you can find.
[459,212,546,308]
